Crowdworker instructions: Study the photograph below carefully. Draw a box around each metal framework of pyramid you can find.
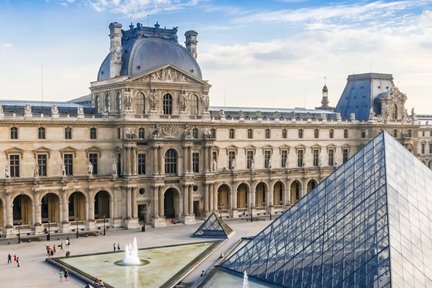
[220,132,432,287]
[193,212,233,239]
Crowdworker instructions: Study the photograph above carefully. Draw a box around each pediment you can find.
[4,146,24,158]
[129,65,207,85]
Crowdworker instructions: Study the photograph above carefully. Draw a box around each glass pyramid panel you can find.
[220,133,392,287]
[193,212,233,239]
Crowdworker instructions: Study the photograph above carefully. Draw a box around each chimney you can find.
[185,30,198,59]
[109,22,123,78]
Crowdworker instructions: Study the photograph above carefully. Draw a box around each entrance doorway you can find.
[193,201,200,217]
[138,204,147,222]
[164,188,179,218]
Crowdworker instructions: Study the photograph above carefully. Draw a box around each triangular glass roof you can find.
[193,212,233,239]
[220,131,432,287]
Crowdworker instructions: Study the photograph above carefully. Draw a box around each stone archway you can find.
[290,181,302,204]
[41,193,60,223]
[307,179,318,193]
[94,191,110,219]
[273,181,284,206]
[237,183,248,209]
[255,182,266,208]
[13,194,32,225]
[164,188,180,219]
[217,184,230,210]
[68,192,86,221]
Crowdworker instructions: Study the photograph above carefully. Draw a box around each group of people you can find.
[59,269,69,281]
[113,243,120,252]
[7,253,20,267]
[93,278,105,287]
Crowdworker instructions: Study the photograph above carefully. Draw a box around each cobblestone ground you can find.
[0,219,270,288]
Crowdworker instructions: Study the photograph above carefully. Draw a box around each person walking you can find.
[59,269,64,281]
[7,253,12,264]
[60,242,63,251]
[13,254,17,263]
[16,257,20,267]
[117,243,120,251]
[64,269,69,281]
[113,243,116,252]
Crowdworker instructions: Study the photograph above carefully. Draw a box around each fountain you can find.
[123,237,142,265]
[243,271,249,288]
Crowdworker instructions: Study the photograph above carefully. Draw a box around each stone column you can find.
[158,186,164,217]
[5,193,12,228]
[188,185,194,215]
[204,184,209,213]
[126,187,132,219]
[183,185,189,216]
[208,146,212,172]
[268,183,274,207]
[183,146,189,173]
[152,147,158,175]
[158,147,164,175]
[61,191,69,223]
[88,190,95,221]
[209,183,214,213]
[34,190,41,225]
[203,146,208,172]
[187,146,192,173]
[132,187,138,218]
[251,184,256,207]
[152,185,159,218]
[213,184,218,211]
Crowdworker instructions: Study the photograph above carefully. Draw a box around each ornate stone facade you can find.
[0,23,431,238]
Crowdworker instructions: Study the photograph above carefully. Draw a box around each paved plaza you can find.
[0,219,270,287]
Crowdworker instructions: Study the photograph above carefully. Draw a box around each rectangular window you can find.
[229,129,235,139]
[361,129,366,139]
[247,129,253,139]
[192,152,199,173]
[342,149,349,163]
[228,151,236,169]
[297,150,304,168]
[9,155,20,177]
[89,153,98,175]
[65,127,72,139]
[116,153,122,176]
[90,128,97,139]
[10,127,18,139]
[313,149,319,167]
[429,144,432,154]
[64,153,73,176]
[282,129,287,139]
[265,129,271,139]
[38,127,46,139]
[421,143,425,154]
[138,153,146,175]
[281,150,288,168]
[264,150,271,168]
[328,149,334,166]
[37,154,47,177]
[118,128,121,139]
[344,129,348,139]
[246,151,254,169]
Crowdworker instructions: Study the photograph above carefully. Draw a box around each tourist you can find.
[64,269,69,280]
[200,270,205,277]
[16,257,20,267]
[59,242,63,251]
[13,254,17,263]
[59,269,63,281]
[66,251,70,257]
[117,243,120,251]
[53,244,56,254]
[7,253,11,264]
[66,237,70,246]
[113,243,116,252]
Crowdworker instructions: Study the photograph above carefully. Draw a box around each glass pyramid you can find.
[193,212,233,239]
[220,132,432,287]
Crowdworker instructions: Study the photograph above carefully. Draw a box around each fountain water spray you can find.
[123,237,141,265]
[243,271,249,288]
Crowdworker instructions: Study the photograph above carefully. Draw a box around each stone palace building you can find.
[0,22,431,238]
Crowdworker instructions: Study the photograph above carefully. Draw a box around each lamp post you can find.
[250,205,253,222]
[47,222,51,241]
[76,217,79,238]
[17,222,21,244]
[269,203,273,221]
[103,214,106,236]
[218,203,223,219]
[142,213,146,232]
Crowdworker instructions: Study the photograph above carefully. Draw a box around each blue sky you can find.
[1,0,432,113]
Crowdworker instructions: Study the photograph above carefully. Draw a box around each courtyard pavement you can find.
[0,218,271,288]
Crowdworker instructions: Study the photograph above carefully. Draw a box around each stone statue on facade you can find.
[87,162,93,177]
[212,158,217,171]
[34,163,39,178]
[124,89,132,111]
[250,159,255,170]
[268,158,272,169]
[230,158,236,171]
[112,161,118,177]
[180,92,188,111]
[77,107,84,115]
[152,124,161,138]
[201,94,209,111]
[24,104,32,115]
[5,166,10,178]
[149,90,158,110]
[61,164,66,177]
[219,109,225,119]
[51,105,58,115]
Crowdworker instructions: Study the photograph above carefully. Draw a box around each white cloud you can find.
[87,0,200,17]
[2,43,12,48]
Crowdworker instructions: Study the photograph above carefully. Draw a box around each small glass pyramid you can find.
[193,212,233,239]
[220,132,432,287]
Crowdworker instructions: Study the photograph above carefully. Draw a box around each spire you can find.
[321,84,329,109]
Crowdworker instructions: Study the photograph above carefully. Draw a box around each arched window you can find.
[10,127,18,139]
[329,129,334,139]
[138,128,145,139]
[392,104,398,119]
[136,92,145,114]
[298,129,303,139]
[192,128,199,138]
[165,149,177,174]
[163,93,173,115]
[105,94,110,112]
[314,129,319,139]
[393,129,398,137]
[190,94,199,116]
[38,127,46,139]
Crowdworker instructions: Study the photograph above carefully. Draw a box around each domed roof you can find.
[97,24,202,81]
